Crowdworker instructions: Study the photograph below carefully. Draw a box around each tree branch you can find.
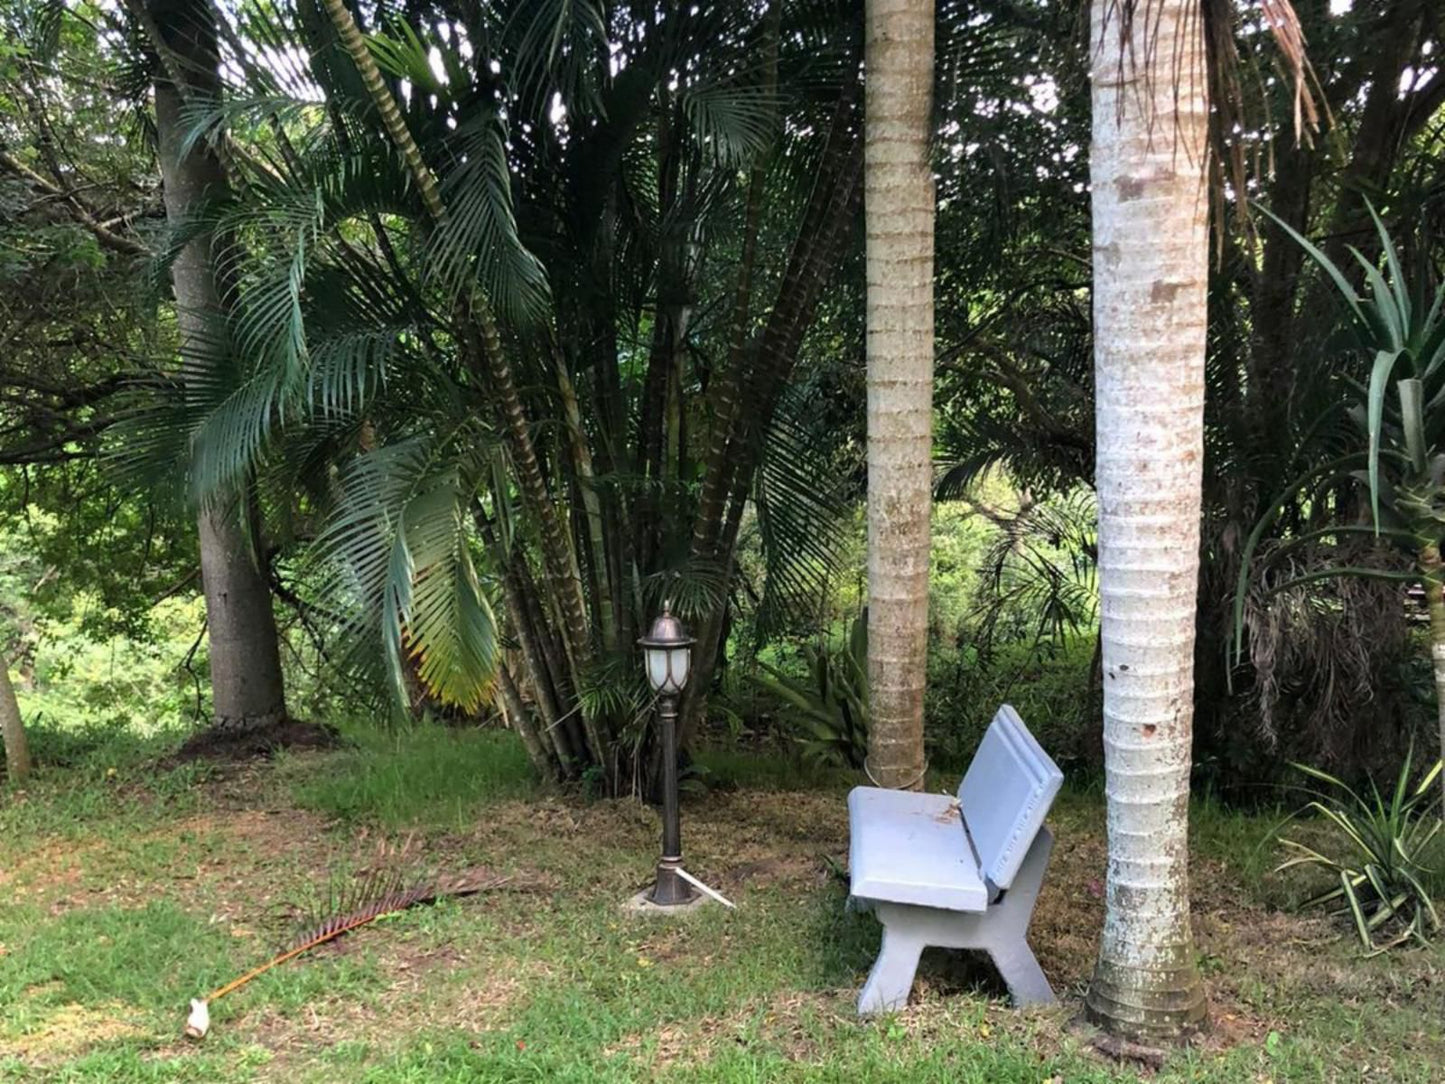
[0,149,149,256]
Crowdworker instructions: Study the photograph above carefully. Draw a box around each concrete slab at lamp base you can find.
[846,705,1064,1014]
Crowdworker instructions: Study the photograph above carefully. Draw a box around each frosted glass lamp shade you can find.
[645,646,691,693]
[638,602,694,694]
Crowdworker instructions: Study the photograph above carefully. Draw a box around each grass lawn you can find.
[0,723,1440,1082]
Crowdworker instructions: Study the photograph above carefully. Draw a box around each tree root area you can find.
[170,718,340,763]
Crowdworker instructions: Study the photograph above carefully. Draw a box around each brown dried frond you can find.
[199,836,508,1013]
[1243,538,1409,768]
[1257,0,1321,138]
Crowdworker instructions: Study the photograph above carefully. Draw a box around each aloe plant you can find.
[1278,752,1442,953]
[1237,202,1445,813]
[752,614,868,769]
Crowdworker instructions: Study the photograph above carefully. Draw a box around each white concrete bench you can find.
[848,705,1064,1014]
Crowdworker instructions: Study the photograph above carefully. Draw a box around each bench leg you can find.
[853,828,1058,1014]
[857,922,924,1015]
[989,938,1053,1007]
[978,828,1056,1007]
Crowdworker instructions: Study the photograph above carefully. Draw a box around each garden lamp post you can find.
[639,601,697,906]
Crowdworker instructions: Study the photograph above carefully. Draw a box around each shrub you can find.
[1277,751,1442,953]
[750,613,868,769]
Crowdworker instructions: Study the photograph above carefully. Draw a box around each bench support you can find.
[857,828,1055,1014]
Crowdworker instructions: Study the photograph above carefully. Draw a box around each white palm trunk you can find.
[1084,0,1210,1040]
[865,0,934,790]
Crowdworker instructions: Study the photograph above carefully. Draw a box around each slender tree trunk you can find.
[553,346,616,653]
[678,96,863,751]
[1248,138,1312,471]
[863,0,933,791]
[1084,0,1209,1042]
[1418,546,1445,814]
[690,76,861,567]
[1319,2,1432,269]
[149,0,289,733]
[497,663,556,779]
[1,656,30,782]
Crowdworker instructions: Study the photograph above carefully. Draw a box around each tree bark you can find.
[1418,546,1445,814]
[1,655,31,782]
[1084,0,1209,1042]
[149,0,289,733]
[864,0,933,791]
[497,663,556,779]
[553,345,616,653]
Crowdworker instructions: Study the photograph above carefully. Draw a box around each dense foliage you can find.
[0,0,1442,800]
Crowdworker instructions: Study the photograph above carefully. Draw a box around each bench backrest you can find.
[957,705,1063,897]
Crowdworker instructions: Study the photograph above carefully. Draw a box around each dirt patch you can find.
[722,854,829,890]
[0,1001,145,1064]
[168,718,340,764]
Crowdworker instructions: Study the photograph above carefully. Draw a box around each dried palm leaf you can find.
[185,854,507,1039]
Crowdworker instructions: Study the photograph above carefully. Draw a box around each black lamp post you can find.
[638,601,697,907]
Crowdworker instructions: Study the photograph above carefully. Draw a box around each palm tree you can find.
[1083,0,1210,1040]
[127,0,871,790]
[141,0,289,736]
[864,0,934,791]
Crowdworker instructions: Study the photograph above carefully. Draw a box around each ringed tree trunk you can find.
[863,0,933,791]
[1,655,31,782]
[1418,545,1445,814]
[149,0,289,733]
[1084,0,1210,1042]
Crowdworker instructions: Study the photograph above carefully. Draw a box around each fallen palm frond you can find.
[186,857,507,1038]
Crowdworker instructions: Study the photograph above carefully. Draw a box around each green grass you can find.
[2,727,1441,1082]
[284,721,537,828]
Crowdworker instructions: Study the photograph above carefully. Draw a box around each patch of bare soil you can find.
[169,718,340,764]
[0,1001,145,1065]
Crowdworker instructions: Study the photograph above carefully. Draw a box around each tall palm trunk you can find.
[1084,0,1209,1041]
[1418,545,1445,813]
[149,0,288,733]
[1,655,30,782]
[864,0,933,791]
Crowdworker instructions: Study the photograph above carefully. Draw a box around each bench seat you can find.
[847,788,987,912]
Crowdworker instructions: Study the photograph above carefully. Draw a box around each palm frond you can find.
[311,434,500,713]
[429,116,551,323]
[751,397,853,641]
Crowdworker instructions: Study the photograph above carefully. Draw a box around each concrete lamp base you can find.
[622,886,714,916]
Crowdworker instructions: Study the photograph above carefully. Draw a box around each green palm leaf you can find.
[311,435,500,713]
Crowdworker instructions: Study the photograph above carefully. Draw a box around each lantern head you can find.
[638,601,695,694]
